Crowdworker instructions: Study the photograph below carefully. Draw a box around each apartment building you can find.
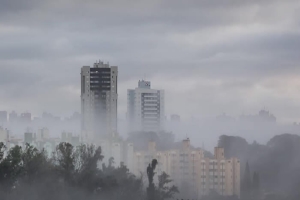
[81,61,118,142]
[133,139,240,199]
[98,138,134,169]
[0,126,9,143]
[127,80,165,132]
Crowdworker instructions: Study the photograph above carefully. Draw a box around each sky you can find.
[1,0,300,124]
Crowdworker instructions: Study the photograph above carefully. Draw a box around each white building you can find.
[81,61,118,142]
[36,128,50,141]
[0,126,9,143]
[98,138,134,171]
[127,80,165,132]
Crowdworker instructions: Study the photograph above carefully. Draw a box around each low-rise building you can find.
[98,138,134,170]
[133,139,240,199]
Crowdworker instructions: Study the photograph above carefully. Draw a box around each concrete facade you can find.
[0,126,9,144]
[133,139,240,199]
[98,138,134,169]
[127,80,165,132]
[81,61,118,142]
[0,111,7,123]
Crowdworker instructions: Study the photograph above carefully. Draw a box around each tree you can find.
[74,144,103,192]
[218,135,248,159]
[252,172,260,199]
[241,162,252,199]
[54,142,76,184]
[0,145,23,196]
[109,162,145,200]
[156,172,179,200]
[0,142,146,200]
[0,142,5,161]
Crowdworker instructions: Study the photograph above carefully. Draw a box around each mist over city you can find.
[1,0,300,200]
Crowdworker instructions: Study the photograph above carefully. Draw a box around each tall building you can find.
[0,111,7,123]
[36,128,50,141]
[9,111,18,123]
[133,139,240,199]
[81,61,118,142]
[127,80,165,132]
[20,112,31,123]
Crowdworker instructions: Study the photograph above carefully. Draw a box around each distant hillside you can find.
[218,133,300,195]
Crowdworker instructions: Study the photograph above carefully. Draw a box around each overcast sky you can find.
[1,0,300,123]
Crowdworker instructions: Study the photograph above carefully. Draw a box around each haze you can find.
[1,0,300,148]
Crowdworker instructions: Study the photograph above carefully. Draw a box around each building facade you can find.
[0,111,7,123]
[9,111,18,123]
[133,139,240,199]
[0,126,9,144]
[81,61,118,142]
[98,138,134,169]
[20,112,31,123]
[127,80,165,132]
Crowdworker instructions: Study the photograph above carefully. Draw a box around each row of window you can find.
[90,76,111,79]
[201,175,226,178]
[88,70,113,74]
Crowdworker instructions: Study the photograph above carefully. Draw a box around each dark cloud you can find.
[0,0,299,125]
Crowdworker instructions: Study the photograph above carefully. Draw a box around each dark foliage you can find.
[0,142,145,200]
[218,134,300,199]
[156,172,179,200]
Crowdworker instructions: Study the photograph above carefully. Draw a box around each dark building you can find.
[81,61,118,142]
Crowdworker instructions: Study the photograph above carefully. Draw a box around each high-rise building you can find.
[9,111,18,123]
[81,61,118,142]
[0,111,7,123]
[36,128,50,141]
[127,80,165,132]
[20,112,31,123]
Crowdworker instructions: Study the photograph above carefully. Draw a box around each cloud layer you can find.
[0,0,300,124]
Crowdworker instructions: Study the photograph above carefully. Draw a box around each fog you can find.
[165,110,300,151]
[1,0,300,123]
[1,0,300,199]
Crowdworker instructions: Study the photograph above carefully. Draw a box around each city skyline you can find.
[1,1,300,200]
[0,1,300,124]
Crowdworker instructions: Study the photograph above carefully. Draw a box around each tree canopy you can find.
[0,142,146,200]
